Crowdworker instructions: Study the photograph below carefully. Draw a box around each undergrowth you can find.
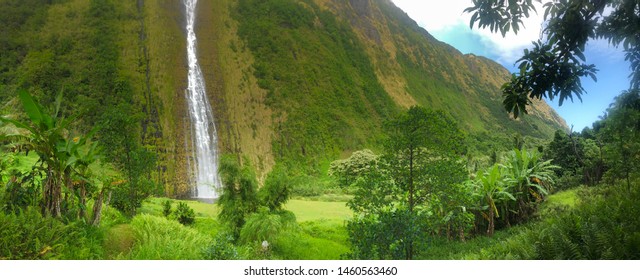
[126,214,211,260]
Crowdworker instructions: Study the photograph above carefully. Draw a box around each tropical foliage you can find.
[0,91,104,222]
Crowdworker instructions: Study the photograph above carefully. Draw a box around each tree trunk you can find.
[408,147,414,213]
[487,209,495,236]
[79,182,86,221]
[91,189,105,227]
[43,169,62,218]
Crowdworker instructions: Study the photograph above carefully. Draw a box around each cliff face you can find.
[319,0,567,131]
[191,0,568,177]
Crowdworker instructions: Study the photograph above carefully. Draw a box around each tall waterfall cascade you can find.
[184,0,221,198]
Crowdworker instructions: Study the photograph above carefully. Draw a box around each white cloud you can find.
[391,0,470,31]
[587,38,626,62]
[391,0,546,65]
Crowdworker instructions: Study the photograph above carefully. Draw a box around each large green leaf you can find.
[18,90,44,126]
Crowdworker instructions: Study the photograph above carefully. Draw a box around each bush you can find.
[162,200,172,217]
[175,202,195,226]
[1,171,41,214]
[258,167,291,211]
[203,232,239,260]
[218,155,259,238]
[239,209,297,243]
[290,175,342,197]
[238,208,299,259]
[554,171,582,190]
[328,149,378,187]
[109,178,156,216]
[290,180,324,197]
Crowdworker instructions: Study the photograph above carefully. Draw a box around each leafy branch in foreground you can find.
[465,0,637,118]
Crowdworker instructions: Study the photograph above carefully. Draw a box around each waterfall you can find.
[184,0,221,198]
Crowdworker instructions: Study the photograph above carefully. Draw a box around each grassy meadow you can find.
[72,187,591,260]
[97,197,351,260]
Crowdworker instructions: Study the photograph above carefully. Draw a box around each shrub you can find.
[258,167,291,211]
[328,149,378,187]
[218,155,259,238]
[162,200,172,217]
[175,202,195,226]
[203,232,239,260]
[290,180,324,197]
[238,208,300,259]
[109,178,156,216]
[239,208,297,245]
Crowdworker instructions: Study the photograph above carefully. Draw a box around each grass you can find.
[131,196,351,259]
[275,230,349,260]
[538,187,583,218]
[284,200,351,222]
[139,197,219,218]
[291,193,353,202]
[545,187,581,207]
[300,219,348,245]
[125,214,212,260]
[103,224,135,259]
[141,197,351,223]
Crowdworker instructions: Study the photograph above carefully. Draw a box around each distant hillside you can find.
[0,0,567,195]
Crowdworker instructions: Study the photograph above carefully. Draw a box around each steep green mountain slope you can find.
[216,0,567,171]
[1,0,567,195]
[318,0,567,150]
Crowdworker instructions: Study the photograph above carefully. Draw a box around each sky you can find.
[391,0,631,131]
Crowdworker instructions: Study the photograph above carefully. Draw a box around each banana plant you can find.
[502,148,558,223]
[471,164,515,236]
[0,90,98,218]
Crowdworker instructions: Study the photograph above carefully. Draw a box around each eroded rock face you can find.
[349,0,372,17]
[348,0,383,46]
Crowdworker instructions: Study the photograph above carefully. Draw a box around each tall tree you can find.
[600,89,640,189]
[346,106,467,259]
[217,155,259,239]
[465,0,640,118]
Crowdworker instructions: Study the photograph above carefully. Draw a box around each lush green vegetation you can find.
[1,0,638,261]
